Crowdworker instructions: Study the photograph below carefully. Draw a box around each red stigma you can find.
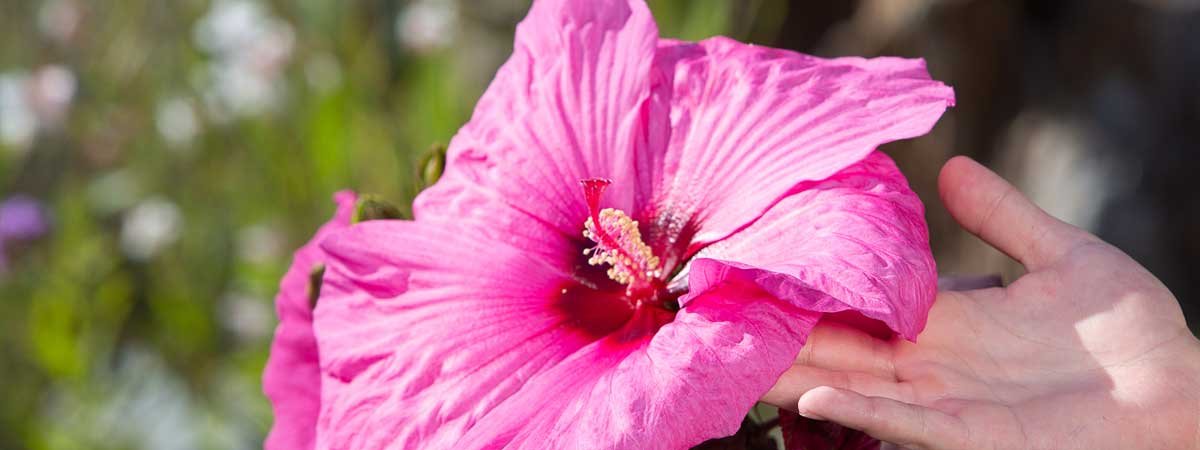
[581,178,612,215]
[580,178,617,246]
[576,177,676,311]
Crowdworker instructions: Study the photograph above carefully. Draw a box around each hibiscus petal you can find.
[316,222,820,450]
[649,37,954,250]
[263,191,356,450]
[454,282,820,450]
[413,0,659,236]
[313,218,616,449]
[685,152,937,340]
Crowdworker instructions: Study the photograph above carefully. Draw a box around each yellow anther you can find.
[583,207,661,289]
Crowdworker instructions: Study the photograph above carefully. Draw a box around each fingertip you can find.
[944,154,981,171]
[796,386,855,421]
[935,155,1089,268]
[936,155,992,232]
[936,156,979,205]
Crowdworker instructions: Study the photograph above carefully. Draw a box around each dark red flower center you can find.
[554,179,684,339]
[580,178,679,308]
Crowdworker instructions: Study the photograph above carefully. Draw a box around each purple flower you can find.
[0,195,46,241]
[0,194,47,271]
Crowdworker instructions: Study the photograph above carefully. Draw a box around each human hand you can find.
[762,156,1200,449]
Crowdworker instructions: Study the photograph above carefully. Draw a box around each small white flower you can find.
[155,97,201,150]
[120,197,182,261]
[220,291,273,342]
[193,0,269,55]
[236,222,284,265]
[37,0,82,43]
[396,0,459,53]
[193,0,294,118]
[0,72,37,151]
[29,65,76,127]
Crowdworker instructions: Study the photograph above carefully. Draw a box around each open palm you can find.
[763,157,1200,450]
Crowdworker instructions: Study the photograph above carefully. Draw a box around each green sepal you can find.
[307,263,325,309]
[418,143,446,187]
[351,195,403,224]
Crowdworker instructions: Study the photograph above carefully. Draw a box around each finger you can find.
[898,290,997,347]
[763,365,910,411]
[797,386,970,450]
[795,321,896,378]
[937,156,1096,270]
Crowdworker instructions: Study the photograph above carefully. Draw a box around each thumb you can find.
[796,387,969,450]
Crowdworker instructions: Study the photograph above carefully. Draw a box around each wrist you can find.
[1177,335,1200,449]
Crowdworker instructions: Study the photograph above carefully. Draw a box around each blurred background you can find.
[1,0,1198,448]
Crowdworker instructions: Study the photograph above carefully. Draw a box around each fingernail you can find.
[796,407,826,421]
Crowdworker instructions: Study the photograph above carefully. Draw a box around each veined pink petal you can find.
[414,0,659,236]
[314,218,820,450]
[263,191,356,450]
[684,152,936,340]
[647,37,954,252]
[457,283,819,450]
[313,219,626,449]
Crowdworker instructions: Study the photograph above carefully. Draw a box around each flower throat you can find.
[580,178,676,310]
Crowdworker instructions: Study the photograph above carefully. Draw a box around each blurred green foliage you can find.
[0,1,790,448]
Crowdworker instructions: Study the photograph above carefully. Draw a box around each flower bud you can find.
[308,263,324,308]
[419,143,446,187]
[351,195,403,224]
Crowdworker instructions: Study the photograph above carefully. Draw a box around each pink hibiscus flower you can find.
[263,0,953,448]
[264,191,356,450]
